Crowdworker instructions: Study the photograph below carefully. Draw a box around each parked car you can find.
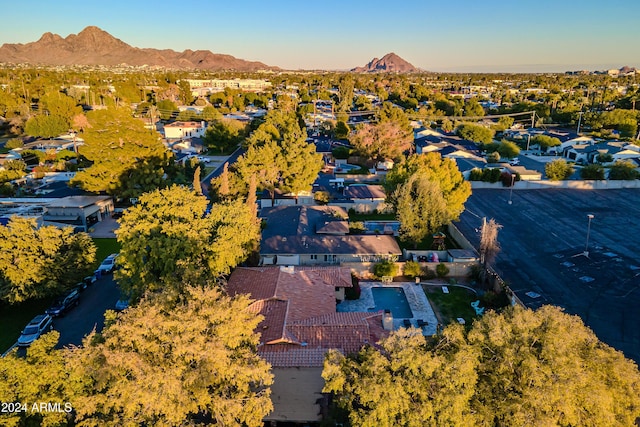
[17,314,53,347]
[115,299,130,311]
[45,289,80,317]
[196,155,211,163]
[509,158,520,166]
[97,253,118,274]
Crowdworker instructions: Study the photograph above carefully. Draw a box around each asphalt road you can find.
[200,147,245,197]
[53,273,121,348]
[456,188,640,363]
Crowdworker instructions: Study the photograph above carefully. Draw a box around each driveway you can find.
[455,188,640,363]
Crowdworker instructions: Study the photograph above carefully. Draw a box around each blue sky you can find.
[1,0,639,72]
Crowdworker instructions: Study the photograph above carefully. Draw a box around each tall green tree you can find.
[394,175,448,248]
[455,123,495,144]
[24,114,68,138]
[67,285,273,427]
[0,217,96,303]
[72,107,170,197]
[203,118,247,154]
[0,332,71,427]
[237,110,322,203]
[386,153,471,224]
[323,306,640,427]
[323,327,480,426]
[115,185,259,301]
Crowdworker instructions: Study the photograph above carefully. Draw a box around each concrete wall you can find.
[447,223,479,253]
[470,179,640,190]
[341,261,475,278]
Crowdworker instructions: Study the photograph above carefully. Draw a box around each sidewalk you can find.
[89,216,119,238]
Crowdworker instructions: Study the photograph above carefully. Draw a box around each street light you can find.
[584,214,594,257]
[508,174,515,205]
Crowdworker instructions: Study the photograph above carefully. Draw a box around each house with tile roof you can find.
[260,205,402,266]
[227,265,387,424]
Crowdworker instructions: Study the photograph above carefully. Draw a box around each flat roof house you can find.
[43,195,113,232]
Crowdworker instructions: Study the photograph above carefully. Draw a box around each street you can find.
[53,274,121,348]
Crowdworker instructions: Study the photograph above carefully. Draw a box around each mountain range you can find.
[351,52,418,73]
[0,26,274,71]
[0,27,419,73]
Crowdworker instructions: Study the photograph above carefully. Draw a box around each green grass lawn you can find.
[423,285,479,326]
[93,238,121,262]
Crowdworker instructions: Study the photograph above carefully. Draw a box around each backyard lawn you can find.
[423,285,478,326]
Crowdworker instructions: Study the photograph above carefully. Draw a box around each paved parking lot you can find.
[455,188,640,362]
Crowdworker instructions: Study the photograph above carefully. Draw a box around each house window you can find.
[310,255,317,260]
[324,255,329,262]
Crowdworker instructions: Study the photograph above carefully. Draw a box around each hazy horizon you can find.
[2,0,639,73]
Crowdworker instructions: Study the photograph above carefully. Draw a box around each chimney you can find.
[280,265,295,274]
[382,309,393,331]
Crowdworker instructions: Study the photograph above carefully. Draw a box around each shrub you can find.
[486,151,501,163]
[609,160,639,180]
[373,260,398,278]
[5,138,23,149]
[545,159,574,181]
[436,263,450,278]
[314,191,330,205]
[349,221,366,234]
[422,268,436,280]
[403,261,422,278]
[580,164,605,180]
[332,146,351,159]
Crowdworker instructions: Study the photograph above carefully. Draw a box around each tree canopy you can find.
[115,185,259,301]
[349,121,413,161]
[236,110,322,201]
[394,174,448,248]
[386,153,471,224]
[323,305,640,427]
[72,107,170,197]
[0,217,96,303]
[456,123,495,144]
[203,118,247,154]
[545,159,574,180]
[67,285,273,427]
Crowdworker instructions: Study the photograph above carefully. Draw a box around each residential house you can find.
[334,184,387,213]
[564,141,640,164]
[43,195,114,232]
[227,266,387,424]
[260,205,402,266]
[163,121,206,140]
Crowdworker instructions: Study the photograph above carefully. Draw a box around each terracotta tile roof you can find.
[247,298,289,345]
[259,347,328,368]
[228,267,388,368]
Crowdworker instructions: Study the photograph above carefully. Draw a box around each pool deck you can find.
[337,281,438,335]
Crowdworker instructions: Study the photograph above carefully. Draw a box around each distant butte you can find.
[0,26,276,72]
[351,52,418,73]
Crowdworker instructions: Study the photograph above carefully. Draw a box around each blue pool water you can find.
[371,287,413,319]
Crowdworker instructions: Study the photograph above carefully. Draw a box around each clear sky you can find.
[1,0,639,72]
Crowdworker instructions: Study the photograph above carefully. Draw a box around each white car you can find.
[97,253,118,274]
[509,158,520,166]
[196,156,211,163]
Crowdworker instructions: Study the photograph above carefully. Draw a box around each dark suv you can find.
[17,314,53,347]
[45,289,80,317]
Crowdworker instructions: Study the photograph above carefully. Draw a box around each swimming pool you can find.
[371,287,414,319]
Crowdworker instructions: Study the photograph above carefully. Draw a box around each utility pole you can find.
[531,111,536,128]
[577,111,584,134]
